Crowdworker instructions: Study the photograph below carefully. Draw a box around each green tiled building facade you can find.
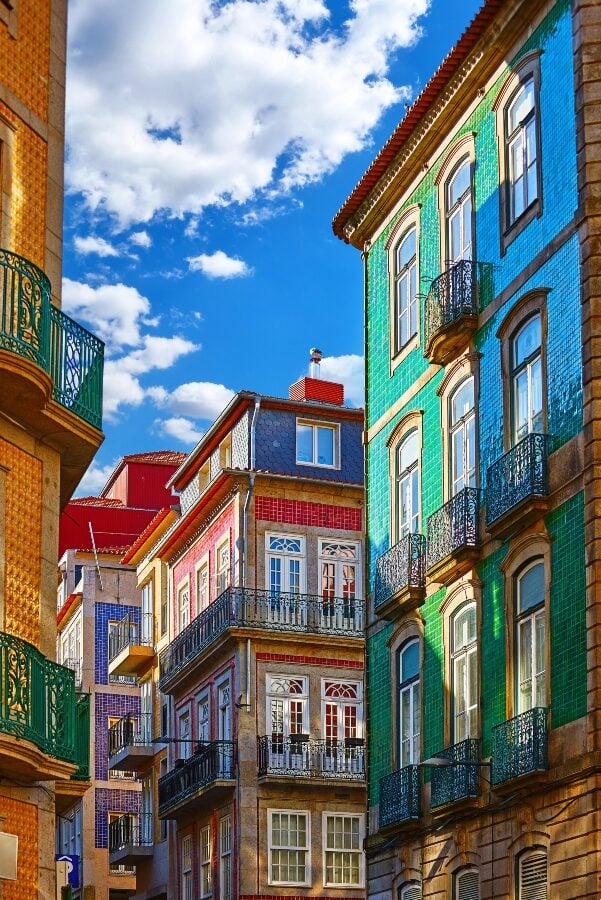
[334,0,601,896]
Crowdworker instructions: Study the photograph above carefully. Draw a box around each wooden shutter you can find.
[456,869,480,900]
[400,885,422,900]
[519,850,547,900]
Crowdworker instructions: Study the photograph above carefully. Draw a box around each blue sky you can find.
[63,0,482,494]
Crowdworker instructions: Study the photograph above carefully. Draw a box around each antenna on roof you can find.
[88,521,104,591]
[309,348,323,379]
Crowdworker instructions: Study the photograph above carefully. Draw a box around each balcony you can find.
[430,739,481,809]
[56,693,91,813]
[0,631,82,782]
[108,613,154,677]
[257,736,365,782]
[379,765,421,830]
[424,259,479,365]
[374,534,426,618]
[159,587,364,693]
[491,708,548,787]
[426,487,481,584]
[486,434,549,538]
[108,714,154,773]
[158,741,236,819]
[108,814,153,866]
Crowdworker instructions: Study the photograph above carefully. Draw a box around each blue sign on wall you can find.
[56,855,80,888]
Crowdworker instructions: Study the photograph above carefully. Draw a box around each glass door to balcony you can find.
[322,680,363,775]
[267,675,308,773]
[218,678,232,777]
[266,534,306,627]
[447,159,472,264]
[319,541,360,630]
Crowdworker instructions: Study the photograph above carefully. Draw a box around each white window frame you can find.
[394,226,418,353]
[322,812,364,888]
[177,705,192,760]
[200,824,212,898]
[395,429,420,540]
[196,556,210,612]
[219,815,232,900]
[268,809,310,887]
[265,533,306,595]
[398,639,420,767]
[515,560,546,714]
[296,419,340,469]
[446,157,473,264]
[181,833,193,900]
[196,688,211,742]
[449,376,476,496]
[318,539,361,600]
[141,580,153,644]
[506,78,538,226]
[511,313,543,444]
[321,679,363,741]
[177,578,190,633]
[215,538,230,597]
[451,602,478,743]
[267,675,308,739]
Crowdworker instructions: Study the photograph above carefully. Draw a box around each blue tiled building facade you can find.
[334,0,601,896]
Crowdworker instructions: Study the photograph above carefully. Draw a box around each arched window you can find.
[398,639,420,767]
[399,884,422,900]
[449,377,476,495]
[517,848,547,899]
[515,560,546,713]
[454,867,480,900]
[506,78,538,224]
[446,159,472,264]
[395,430,419,540]
[394,227,418,352]
[511,313,542,443]
[451,603,478,742]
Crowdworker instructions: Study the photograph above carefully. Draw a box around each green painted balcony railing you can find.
[73,693,91,780]
[491,708,548,785]
[0,248,104,430]
[0,630,80,766]
[379,764,421,829]
[430,738,481,808]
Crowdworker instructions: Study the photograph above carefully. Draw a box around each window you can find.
[141,775,153,845]
[451,603,478,742]
[515,560,546,713]
[394,227,418,352]
[398,640,420,766]
[506,79,538,224]
[159,757,168,841]
[449,377,476,495]
[446,159,472,263]
[319,540,360,602]
[177,707,192,760]
[268,811,309,886]
[141,581,153,644]
[177,582,190,633]
[322,680,362,742]
[197,689,210,742]
[455,868,480,899]
[323,813,364,887]
[197,560,209,612]
[266,534,305,595]
[200,824,212,898]
[395,430,419,540]
[181,833,193,900]
[140,679,153,743]
[296,420,338,468]
[219,816,232,900]
[216,540,230,597]
[160,583,168,637]
[511,313,542,443]
[267,675,308,742]
[517,848,547,899]
[399,884,422,900]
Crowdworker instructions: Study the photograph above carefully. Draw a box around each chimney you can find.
[289,348,345,406]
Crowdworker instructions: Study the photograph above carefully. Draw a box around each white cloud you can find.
[62,278,154,351]
[188,251,252,279]
[74,235,120,257]
[74,460,118,496]
[130,230,152,248]
[148,382,235,420]
[155,416,204,445]
[66,0,428,228]
[319,353,364,407]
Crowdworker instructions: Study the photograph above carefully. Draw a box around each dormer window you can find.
[296,420,339,468]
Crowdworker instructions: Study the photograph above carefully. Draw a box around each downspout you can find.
[241,395,261,712]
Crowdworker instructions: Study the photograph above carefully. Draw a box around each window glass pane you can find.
[448,161,470,207]
[509,79,534,133]
[296,424,313,463]
[399,431,418,471]
[317,426,334,466]
[462,194,473,259]
[451,379,474,425]
[450,210,462,262]
[531,357,543,431]
[401,640,419,682]
[518,562,544,613]
[513,316,541,368]
[518,618,533,712]
[398,228,416,270]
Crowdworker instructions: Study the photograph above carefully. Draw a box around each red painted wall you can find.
[105,461,178,509]
[59,504,159,557]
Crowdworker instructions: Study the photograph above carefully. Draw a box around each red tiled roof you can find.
[121,507,173,564]
[332,0,505,241]
[70,496,124,507]
[122,451,187,465]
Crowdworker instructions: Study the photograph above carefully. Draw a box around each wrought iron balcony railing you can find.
[159,587,364,689]
[109,814,153,853]
[491,708,548,786]
[379,764,421,829]
[0,248,104,430]
[108,612,153,663]
[73,692,91,781]
[108,714,153,758]
[257,736,365,780]
[158,741,236,816]
[430,739,481,808]
[374,534,426,610]
[424,259,478,353]
[0,630,80,765]
[426,487,481,571]
[486,433,549,528]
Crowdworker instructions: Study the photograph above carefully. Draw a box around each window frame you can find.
[200,823,212,898]
[448,374,477,497]
[399,883,423,900]
[453,866,480,900]
[510,313,543,445]
[387,412,423,546]
[435,133,476,270]
[265,532,306,596]
[267,809,311,887]
[266,674,309,740]
[515,558,546,714]
[215,537,230,598]
[322,812,365,889]
[516,847,548,900]
[180,832,194,900]
[321,678,363,741]
[295,418,340,470]
[196,555,210,612]
[397,638,421,767]
[450,601,479,744]
[219,815,232,900]
[493,50,543,254]
[386,204,421,371]
[176,577,191,634]
[318,538,361,602]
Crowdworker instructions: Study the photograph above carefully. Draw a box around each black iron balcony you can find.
[426,487,481,583]
[158,741,236,818]
[108,612,154,677]
[374,534,426,617]
[424,259,479,365]
[108,714,154,772]
[379,765,420,830]
[491,708,548,786]
[159,587,364,692]
[486,433,549,536]
[257,736,365,781]
[108,814,153,865]
[430,739,481,808]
